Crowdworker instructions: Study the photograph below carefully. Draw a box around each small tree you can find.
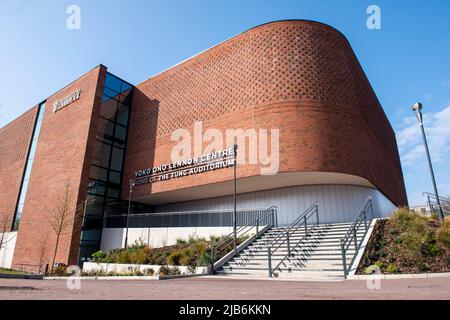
[0,211,10,251]
[46,182,84,272]
[0,208,13,254]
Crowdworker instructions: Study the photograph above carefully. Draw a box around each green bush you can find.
[197,251,213,266]
[159,265,181,276]
[436,218,450,252]
[143,268,155,276]
[386,264,398,273]
[91,250,106,262]
[51,265,68,276]
[167,249,183,266]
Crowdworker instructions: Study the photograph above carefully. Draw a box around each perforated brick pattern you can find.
[126,20,407,206]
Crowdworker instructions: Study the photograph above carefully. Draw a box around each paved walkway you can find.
[0,276,449,300]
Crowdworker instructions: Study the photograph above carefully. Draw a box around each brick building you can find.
[0,20,407,271]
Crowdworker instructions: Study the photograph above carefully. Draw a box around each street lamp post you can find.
[233,144,238,254]
[124,179,135,248]
[411,102,445,220]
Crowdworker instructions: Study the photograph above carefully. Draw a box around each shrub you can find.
[91,250,106,262]
[386,264,398,273]
[197,251,213,266]
[167,249,183,266]
[159,266,181,276]
[374,260,383,268]
[143,268,155,276]
[128,246,151,264]
[187,265,197,274]
[176,238,187,245]
[436,218,450,252]
[51,265,68,276]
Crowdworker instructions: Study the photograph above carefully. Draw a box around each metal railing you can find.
[267,202,319,277]
[339,196,373,278]
[423,192,450,217]
[105,207,277,228]
[211,206,277,273]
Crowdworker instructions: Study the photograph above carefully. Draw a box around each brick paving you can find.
[0,276,449,300]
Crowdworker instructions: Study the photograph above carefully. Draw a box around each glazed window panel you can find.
[89,165,108,181]
[116,104,129,125]
[104,73,122,93]
[99,99,118,121]
[110,147,124,171]
[12,102,46,231]
[92,140,111,168]
[96,117,115,142]
[113,124,127,143]
[103,87,121,101]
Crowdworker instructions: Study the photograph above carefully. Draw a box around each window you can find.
[12,102,46,230]
[79,72,133,264]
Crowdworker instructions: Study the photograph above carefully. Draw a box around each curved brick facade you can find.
[124,20,407,206]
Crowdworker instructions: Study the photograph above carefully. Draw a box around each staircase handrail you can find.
[267,202,319,277]
[211,206,277,272]
[423,192,450,216]
[339,196,373,278]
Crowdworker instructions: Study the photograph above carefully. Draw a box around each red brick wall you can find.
[0,107,38,231]
[124,20,407,206]
[11,65,106,269]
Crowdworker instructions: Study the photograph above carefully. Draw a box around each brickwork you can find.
[0,107,38,231]
[10,66,105,268]
[124,20,407,206]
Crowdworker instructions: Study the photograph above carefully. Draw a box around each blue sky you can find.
[0,0,449,205]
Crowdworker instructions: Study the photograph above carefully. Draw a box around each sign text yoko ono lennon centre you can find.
[134,147,235,185]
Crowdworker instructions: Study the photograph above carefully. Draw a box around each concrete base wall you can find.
[100,226,237,252]
[0,232,17,269]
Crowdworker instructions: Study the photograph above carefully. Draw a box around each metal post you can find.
[268,247,272,277]
[353,227,358,251]
[256,218,259,237]
[316,204,319,225]
[364,211,367,231]
[233,144,238,254]
[287,231,291,257]
[415,106,445,220]
[304,216,308,238]
[125,179,135,249]
[340,239,347,279]
[211,243,215,275]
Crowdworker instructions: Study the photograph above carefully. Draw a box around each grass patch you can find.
[0,267,27,275]
[357,208,450,274]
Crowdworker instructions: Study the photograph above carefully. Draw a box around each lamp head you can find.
[411,102,423,112]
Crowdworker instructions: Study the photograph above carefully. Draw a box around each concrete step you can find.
[216,219,371,280]
[215,270,344,280]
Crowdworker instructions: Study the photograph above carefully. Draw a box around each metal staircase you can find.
[213,198,374,280]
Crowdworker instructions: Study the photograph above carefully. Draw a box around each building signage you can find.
[134,147,236,185]
[53,89,81,113]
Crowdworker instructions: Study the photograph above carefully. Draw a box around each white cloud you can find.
[442,81,450,88]
[396,105,450,167]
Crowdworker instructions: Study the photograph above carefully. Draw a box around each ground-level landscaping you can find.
[0,267,27,275]
[49,234,248,277]
[357,208,450,274]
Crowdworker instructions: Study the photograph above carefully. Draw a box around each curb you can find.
[348,272,450,280]
[43,274,207,281]
[0,273,44,280]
